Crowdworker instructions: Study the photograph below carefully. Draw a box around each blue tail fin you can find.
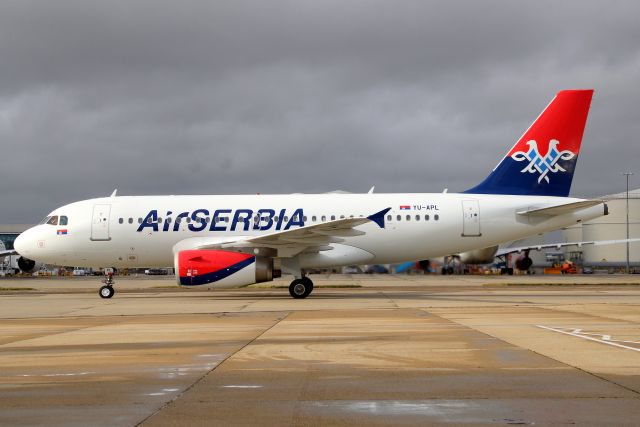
[464,90,593,197]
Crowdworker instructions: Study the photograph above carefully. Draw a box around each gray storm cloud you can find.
[1,0,639,222]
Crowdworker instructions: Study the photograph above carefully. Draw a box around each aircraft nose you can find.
[14,229,34,257]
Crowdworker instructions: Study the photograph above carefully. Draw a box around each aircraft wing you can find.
[0,249,17,258]
[496,238,640,257]
[176,207,391,258]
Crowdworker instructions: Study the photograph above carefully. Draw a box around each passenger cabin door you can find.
[461,200,481,237]
[91,204,111,241]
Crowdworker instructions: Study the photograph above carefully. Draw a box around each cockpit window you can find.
[39,216,51,225]
[59,216,68,226]
[46,216,59,225]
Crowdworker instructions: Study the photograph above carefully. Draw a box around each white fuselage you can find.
[15,193,605,270]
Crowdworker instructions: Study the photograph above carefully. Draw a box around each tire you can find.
[289,278,313,299]
[99,285,114,299]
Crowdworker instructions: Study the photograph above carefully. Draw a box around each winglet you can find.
[368,207,391,229]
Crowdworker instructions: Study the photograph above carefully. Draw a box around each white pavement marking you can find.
[19,372,95,377]
[536,325,640,353]
[222,385,263,388]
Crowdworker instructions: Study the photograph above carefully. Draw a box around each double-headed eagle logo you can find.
[511,139,575,184]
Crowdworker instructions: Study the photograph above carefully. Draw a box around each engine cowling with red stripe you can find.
[175,249,274,288]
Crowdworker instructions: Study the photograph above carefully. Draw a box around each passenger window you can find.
[303,216,307,222]
[118,218,123,224]
[59,216,68,226]
[396,215,401,221]
[128,218,133,224]
[340,215,345,219]
[158,218,163,223]
[425,215,429,221]
[312,216,317,222]
[47,216,58,226]
[434,214,439,221]
[387,215,392,221]
[321,216,326,221]
[415,215,420,221]
[138,218,142,224]
[331,215,336,220]
[284,216,289,222]
[406,215,411,221]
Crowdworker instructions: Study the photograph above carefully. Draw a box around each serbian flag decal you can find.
[57,229,68,235]
[399,205,411,210]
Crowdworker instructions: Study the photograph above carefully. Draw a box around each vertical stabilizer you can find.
[464,90,593,197]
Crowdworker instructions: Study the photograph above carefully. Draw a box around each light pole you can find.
[622,172,634,274]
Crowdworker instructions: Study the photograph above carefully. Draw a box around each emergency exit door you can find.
[91,204,111,241]
[462,200,481,237]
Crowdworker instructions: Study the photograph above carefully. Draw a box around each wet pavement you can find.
[1,275,639,426]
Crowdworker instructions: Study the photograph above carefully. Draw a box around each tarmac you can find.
[1,274,639,426]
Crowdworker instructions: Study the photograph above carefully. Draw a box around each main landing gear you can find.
[99,271,115,299]
[289,276,314,299]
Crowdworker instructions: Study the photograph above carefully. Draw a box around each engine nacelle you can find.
[458,246,500,265]
[175,249,274,288]
[17,257,43,273]
[515,256,533,271]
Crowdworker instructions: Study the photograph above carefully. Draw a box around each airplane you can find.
[440,238,640,274]
[13,89,607,299]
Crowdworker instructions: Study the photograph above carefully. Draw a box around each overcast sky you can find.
[1,0,639,222]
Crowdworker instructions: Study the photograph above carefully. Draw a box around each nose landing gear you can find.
[98,271,115,299]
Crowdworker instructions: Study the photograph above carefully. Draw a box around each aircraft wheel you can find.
[289,278,313,299]
[99,285,114,299]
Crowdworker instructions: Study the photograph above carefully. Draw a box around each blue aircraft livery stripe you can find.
[180,257,256,286]
[464,156,577,197]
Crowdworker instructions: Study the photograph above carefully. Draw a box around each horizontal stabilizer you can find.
[517,200,604,216]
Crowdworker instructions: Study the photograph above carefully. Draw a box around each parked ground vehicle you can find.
[145,268,169,275]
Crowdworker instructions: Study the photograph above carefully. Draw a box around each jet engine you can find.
[17,256,43,273]
[175,249,275,288]
[515,252,533,272]
[458,246,500,265]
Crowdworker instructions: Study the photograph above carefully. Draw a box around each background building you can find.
[563,189,640,268]
[0,225,31,273]
[0,224,30,252]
